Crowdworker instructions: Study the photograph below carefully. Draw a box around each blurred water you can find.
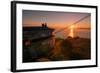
[55,29,90,39]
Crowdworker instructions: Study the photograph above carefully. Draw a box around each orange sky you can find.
[23,10,91,38]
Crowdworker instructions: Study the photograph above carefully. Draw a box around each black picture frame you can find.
[11,1,98,72]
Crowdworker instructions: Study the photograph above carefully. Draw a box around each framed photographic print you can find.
[11,1,98,72]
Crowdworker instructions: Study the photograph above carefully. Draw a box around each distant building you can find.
[23,23,55,48]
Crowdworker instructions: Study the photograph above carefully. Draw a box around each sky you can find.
[22,10,91,38]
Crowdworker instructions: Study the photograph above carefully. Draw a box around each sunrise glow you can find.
[69,25,74,38]
[23,10,91,38]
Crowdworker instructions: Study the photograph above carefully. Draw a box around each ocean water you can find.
[55,29,90,39]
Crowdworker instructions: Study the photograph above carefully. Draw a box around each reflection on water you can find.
[55,29,90,39]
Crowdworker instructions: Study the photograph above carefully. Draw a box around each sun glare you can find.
[69,25,74,38]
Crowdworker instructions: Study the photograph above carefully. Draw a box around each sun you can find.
[69,25,74,38]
